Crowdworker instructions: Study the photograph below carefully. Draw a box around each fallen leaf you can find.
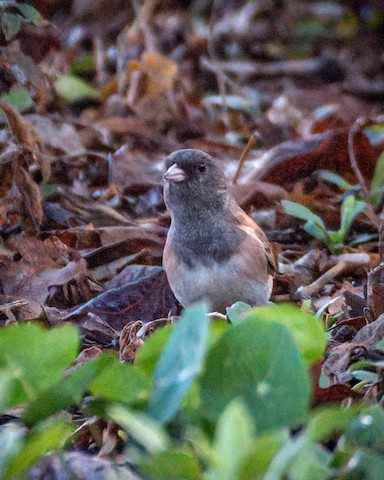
[255,130,376,185]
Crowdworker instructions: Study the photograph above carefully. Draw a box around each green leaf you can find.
[339,195,366,240]
[13,3,42,25]
[207,399,254,480]
[1,12,21,41]
[2,418,72,480]
[343,405,384,454]
[264,434,331,480]
[349,232,379,246]
[282,200,330,245]
[0,323,79,412]
[90,357,150,406]
[54,75,100,103]
[199,318,310,432]
[281,200,327,231]
[226,301,251,324]
[139,449,201,480]
[22,353,115,424]
[285,443,331,480]
[370,151,384,208]
[239,430,288,479]
[343,451,384,480]
[0,423,24,479]
[350,370,378,384]
[318,170,356,191]
[135,325,172,378]
[303,220,329,243]
[245,303,326,365]
[147,303,210,423]
[0,88,34,116]
[307,406,362,443]
[107,403,169,454]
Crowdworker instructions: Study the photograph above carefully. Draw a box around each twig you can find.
[132,0,157,52]
[207,0,230,128]
[348,124,372,203]
[296,253,370,299]
[348,119,383,260]
[93,35,106,85]
[233,133,259,184]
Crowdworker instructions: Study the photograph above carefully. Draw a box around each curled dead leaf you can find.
[255,130,376,185]
[0,102,50,181]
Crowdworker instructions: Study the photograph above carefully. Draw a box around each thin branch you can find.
[207,0,230,128]
[348,121,383,260]
[233,133,259,184]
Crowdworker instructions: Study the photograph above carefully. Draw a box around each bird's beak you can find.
[164,163,186,183]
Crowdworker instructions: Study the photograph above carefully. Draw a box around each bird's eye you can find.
[197,163,206,173]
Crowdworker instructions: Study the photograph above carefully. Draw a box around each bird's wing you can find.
[235,208,277,275]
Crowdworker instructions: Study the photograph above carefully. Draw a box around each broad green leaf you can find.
[286,443,331,480]
[0,323,79,411]
[342,451,384,480]
[200,319,310,432]
[14,3,42,25]
[54,75,100,103]
[281,200,327,231]
[343,405,384,454]
[108,403,169,454]
[226,301,251,324]
[90,357,150,405]
[307,406,361,443]
[0,423,24,478]
[23,354,115,424]
[207,399,254,480]
[3,419,72,480]
[264,434,330,480]
[135,325,172,378]
[148,303,210,423]
[1,12,21,41]
[239,430,288,480]
[139,449,201,480]
[245,303,326,365]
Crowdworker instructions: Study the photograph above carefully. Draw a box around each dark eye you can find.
[197,163,206,173]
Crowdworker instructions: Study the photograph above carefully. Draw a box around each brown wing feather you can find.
[234,208,277,275]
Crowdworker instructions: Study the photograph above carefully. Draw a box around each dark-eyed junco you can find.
[163,149,276,313]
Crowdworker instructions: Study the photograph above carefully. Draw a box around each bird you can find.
[162,149,276,313]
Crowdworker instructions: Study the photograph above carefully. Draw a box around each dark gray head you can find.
[163,149,229,217]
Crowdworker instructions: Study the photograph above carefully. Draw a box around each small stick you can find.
[207,0,229,128]
[233,132,259,184]
[132,0,157,52]
[348,120,383,259]
[296,253,370,299]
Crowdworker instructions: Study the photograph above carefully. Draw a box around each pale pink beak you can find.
[164,163,186,183]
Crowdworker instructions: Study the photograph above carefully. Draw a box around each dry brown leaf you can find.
[255,130,376,185]
[0,144,17,198]
[13,163,44,232]
[126,51,178,121]
[0,103,51,182]
[367,263,384,320]
[353,313,384,348]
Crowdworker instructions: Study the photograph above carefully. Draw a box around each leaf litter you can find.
[0,1,384,478]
